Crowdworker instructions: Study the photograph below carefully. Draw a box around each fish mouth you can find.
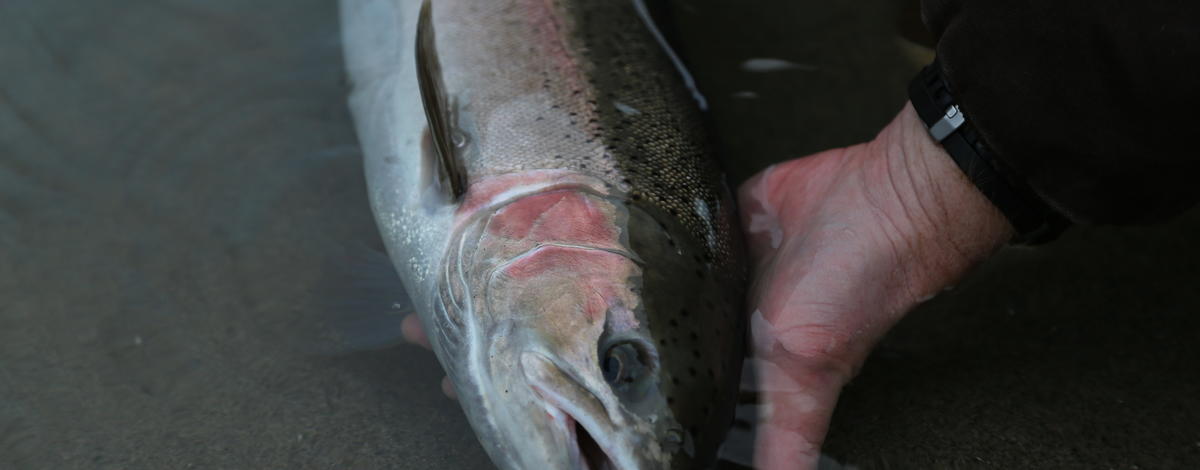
[541,394,619,470]
[522,352,646,470]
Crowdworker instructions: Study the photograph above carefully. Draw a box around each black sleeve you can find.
[920,0,1200,225]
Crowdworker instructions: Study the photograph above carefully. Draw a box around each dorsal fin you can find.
[416,0,467,200]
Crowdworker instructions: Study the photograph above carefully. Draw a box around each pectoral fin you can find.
[416,0,467,200]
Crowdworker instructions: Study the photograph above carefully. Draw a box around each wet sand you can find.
[1,0,489,468]
[1,0,1196,469]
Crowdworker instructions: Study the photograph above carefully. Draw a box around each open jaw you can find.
[544,399,619,470]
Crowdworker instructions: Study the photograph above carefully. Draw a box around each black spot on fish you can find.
[668,319,678,328]
[688,367,697,377]
[680,309,690,318]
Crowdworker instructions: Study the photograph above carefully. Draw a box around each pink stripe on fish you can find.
[456,170,606,221]
[520,0,591,107]
[489,190,617,245]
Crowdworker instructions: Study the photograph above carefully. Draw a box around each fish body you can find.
[339,1,745,468]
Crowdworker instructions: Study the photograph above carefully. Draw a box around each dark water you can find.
[2,1,1197,469]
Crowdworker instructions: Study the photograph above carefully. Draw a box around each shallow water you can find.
[2,1,1198,469]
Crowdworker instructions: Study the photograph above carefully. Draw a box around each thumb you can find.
[752,333,857,469]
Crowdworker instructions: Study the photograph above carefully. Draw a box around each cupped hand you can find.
[740,103,1013,469]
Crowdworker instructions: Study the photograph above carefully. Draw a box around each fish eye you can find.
[602,352,624,383]
[601,341,647,386]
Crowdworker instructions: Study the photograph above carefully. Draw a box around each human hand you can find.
[739,103,1014,469]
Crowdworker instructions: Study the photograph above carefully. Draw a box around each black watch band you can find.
[908,60,1069,244]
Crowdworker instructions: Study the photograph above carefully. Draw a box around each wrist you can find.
[857,103,1014,308]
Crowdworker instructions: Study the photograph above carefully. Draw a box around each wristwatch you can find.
[908,60,1070,244]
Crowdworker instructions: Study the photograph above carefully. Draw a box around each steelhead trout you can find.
[340,1,746,468]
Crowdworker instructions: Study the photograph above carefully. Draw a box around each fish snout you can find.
[520,352,671,470]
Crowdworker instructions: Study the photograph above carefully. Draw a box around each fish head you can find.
[476,236,683,470]
[450,191,744,470]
